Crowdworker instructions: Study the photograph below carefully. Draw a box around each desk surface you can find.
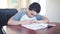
[6,22,60,34]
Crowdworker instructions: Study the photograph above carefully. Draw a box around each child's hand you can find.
[29,20,37,23]
[35,20,48,24]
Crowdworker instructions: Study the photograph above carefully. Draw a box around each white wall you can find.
[39,0,46,16]
[0,0,8,8]
[46,0,60,22]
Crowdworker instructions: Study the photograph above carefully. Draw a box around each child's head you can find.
[27,2,41,18]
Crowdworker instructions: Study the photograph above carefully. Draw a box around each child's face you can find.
[27,9,38,18]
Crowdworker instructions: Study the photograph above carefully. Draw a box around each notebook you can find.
[22,23,48,30]
[22,23,56,30]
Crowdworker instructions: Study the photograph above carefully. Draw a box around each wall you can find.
[0,0,8,8]
[46,0,60,22]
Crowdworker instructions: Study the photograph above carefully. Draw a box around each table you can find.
[6,22,60,34]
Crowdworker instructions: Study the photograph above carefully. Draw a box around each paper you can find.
[22,23,48,30]
[22,23,56,30]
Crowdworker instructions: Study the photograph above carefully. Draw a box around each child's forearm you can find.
[35,19,49,24]
[8,18,33,25]
[8,18,24,25]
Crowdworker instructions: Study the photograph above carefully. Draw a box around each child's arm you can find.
[35,17,49,24]
[8,18,33,25]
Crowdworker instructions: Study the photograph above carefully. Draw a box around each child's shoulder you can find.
[36,15,44,20]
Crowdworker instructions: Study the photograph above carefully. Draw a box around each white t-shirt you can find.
[20,14,37,21]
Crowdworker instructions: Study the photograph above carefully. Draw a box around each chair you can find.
[0,9,18,34]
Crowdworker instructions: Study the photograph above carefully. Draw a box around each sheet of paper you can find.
[22,23,48,30]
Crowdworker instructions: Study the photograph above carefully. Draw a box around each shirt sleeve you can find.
[36,15,44,20]
[12,11,26,21]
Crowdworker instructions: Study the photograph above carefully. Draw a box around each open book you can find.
[22,23,48,30]
[22,23,56,30]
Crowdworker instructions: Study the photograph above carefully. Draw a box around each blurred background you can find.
[0,0,60,22]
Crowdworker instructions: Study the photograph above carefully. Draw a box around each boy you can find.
[8,2,49,25]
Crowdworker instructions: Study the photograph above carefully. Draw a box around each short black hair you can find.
[29,2,41,13]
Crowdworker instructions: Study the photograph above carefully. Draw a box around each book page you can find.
[22,23,48,30]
